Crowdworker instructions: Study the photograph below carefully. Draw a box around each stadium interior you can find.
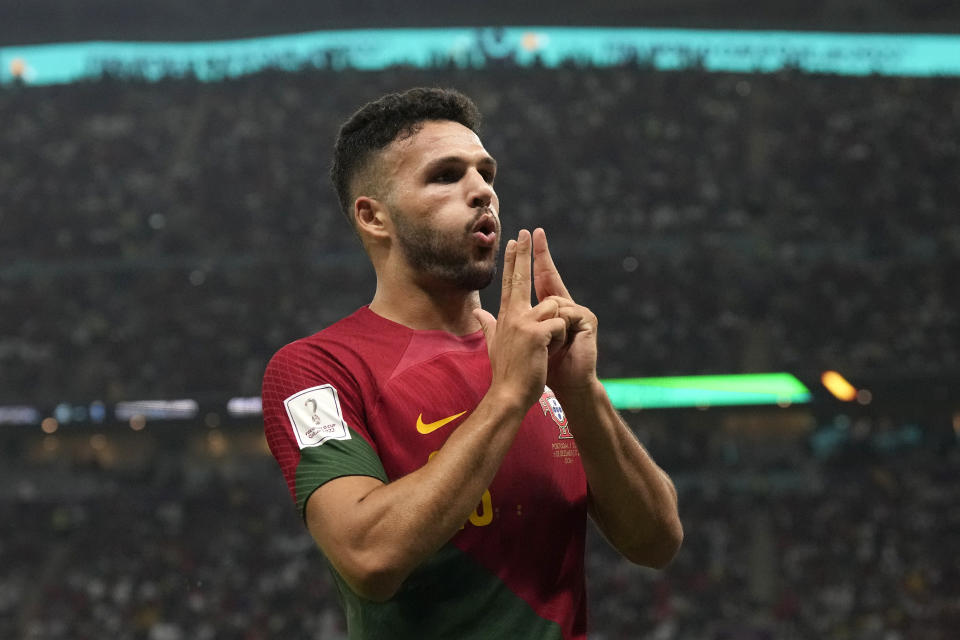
[2,2,959,638]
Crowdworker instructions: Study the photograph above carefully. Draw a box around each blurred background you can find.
[1,1,958,638]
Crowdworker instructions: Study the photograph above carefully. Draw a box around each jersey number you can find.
[468,490,493,527]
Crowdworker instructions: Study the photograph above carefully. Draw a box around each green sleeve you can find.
[295,426,389,519]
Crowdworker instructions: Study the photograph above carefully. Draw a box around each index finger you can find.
[532,227,571,301]
[498,238,517,315]
[507,229,533,311]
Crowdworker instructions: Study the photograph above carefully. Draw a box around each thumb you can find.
[473,308,497,344]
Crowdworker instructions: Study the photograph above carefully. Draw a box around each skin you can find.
[355,120,501,334]
[306,120,683,602]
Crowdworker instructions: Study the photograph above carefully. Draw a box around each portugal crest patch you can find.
[539,386,573,439]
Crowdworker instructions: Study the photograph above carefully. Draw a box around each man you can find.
[262,87,682,638]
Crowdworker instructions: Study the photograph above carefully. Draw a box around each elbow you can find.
[336,549,410,603]
[624,517,684,570]
[647,519,684,569]
[349,575,403,603]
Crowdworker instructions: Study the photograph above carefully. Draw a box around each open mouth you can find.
[471,214,498,247]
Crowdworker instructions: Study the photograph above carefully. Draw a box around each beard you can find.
[391,207,499,292]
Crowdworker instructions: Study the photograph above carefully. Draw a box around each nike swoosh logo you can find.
[416,410,467,434]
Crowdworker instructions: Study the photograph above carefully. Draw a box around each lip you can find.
[470,212,498,248]
[473,230,497,247]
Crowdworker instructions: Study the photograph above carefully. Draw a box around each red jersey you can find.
[262,306,588,639]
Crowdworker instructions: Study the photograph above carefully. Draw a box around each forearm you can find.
[311,230,573,600]
[556,378,683,568]
[308,388,529,600]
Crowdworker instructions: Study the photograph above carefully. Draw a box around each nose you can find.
[466,168,496,209]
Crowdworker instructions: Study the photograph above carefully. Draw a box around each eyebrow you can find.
[422,154,498,173]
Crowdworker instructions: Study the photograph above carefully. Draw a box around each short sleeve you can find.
[262,339,388,519]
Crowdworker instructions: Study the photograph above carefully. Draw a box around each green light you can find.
[602,373,811,410]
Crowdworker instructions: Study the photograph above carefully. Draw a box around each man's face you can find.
[380,120,501,291]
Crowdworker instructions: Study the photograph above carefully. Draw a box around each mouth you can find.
[470,211,499,248]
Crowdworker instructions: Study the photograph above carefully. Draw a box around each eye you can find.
[432,169,461,183]
[480,170,496,184]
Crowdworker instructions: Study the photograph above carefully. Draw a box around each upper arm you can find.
[262,342,388,517]
[262,343,402,597]
[304,475,387,583]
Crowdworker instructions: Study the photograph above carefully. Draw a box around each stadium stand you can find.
[2,412,957,639]
[2,22,959,635]
[1,66,957,403]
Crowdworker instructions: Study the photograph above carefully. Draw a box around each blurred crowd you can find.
[3,25,959,640]
[2,65,958,404]
[2,413,957,639]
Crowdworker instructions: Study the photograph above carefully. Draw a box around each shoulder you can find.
[266,307,387,370]
[263,306,413,396]
[262,309,381,448]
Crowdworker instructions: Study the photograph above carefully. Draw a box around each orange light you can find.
[522,32,541,52]
[41,417,59,434]
[821,370,857,402]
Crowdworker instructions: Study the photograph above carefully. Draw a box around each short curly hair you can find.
[330,87,482,225]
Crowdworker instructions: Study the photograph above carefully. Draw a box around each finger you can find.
[540,295,576,310]
[531,297,560,321]
[540,295,583,327]
[498,239,517,316]
[532,227,571,302]
[540,317,568,349]
[508,229,533,311]
[556,305,595,332]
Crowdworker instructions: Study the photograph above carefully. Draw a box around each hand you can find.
[473,230,569,412]
[531,228,599,394]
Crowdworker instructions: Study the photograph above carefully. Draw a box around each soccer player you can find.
[262,87,682,638]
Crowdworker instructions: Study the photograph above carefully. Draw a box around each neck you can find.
[368,274,483,336]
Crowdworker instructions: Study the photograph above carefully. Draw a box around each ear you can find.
[354,196,391,243]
